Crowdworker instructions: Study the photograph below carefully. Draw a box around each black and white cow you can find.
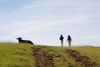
[16,37,34,45]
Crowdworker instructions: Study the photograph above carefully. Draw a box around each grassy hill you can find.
[0,43,35,67]
[0,43,100,67]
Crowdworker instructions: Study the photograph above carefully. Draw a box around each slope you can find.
[0,43,35,67]
[0,43,100,67]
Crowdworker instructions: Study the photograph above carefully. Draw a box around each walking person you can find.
[59,34,64,46]
[67,35,72,47]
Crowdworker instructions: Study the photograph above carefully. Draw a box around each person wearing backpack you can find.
[59,34,64,46]
[67,35,72,47]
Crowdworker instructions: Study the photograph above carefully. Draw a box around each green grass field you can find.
[0,43,35,67]
[41,46,100,67]
[69,46,100,65]
[42,46,81,67]
[0,43,100,67]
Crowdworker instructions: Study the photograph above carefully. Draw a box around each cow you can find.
[16,37,34,45]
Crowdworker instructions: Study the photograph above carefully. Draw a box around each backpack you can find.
[68,36,71,41]
[60,36,64,40]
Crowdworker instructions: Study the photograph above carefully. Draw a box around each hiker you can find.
[67,35,72,47]
[59,34,64,46]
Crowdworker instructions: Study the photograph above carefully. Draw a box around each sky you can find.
[0,0,100,47]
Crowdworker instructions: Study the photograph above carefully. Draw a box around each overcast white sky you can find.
[0,0,100,46]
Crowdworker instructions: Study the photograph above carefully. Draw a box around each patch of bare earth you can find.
[66,49,98,67]
[33,47,56,67]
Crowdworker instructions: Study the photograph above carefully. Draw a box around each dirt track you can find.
[33,46,98,67]
[33,47,56,67]
[66,49,98,67]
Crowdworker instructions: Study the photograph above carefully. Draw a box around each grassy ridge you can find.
[0,43,100,67]
[0,43,35,67]
[42,46,81,67]
[42,46,100,67]
[69,46,100,65]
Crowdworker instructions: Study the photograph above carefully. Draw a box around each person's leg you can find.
[68,41,71,47]
[61,40,63,46]
[69,41,71,47]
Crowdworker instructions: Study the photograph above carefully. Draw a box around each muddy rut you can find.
[66,49,98,67]
[33,46,98,67]
[33,47,56,67]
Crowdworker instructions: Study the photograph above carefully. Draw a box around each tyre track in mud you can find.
[66,49,98,67]
[33,47,56,67]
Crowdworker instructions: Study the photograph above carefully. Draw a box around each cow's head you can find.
[16,37,22,40]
